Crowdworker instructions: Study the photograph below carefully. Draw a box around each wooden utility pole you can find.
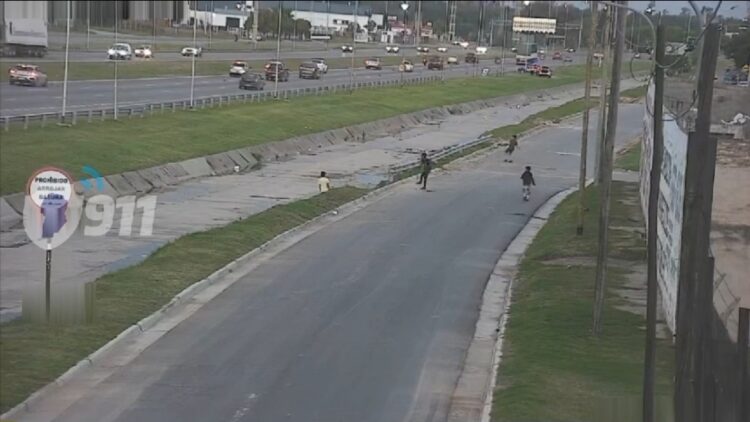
[576,1,598,236]
[594,5,612,184]
[674,23,721,422]
[643,21,665,422]
[591,1,625,336]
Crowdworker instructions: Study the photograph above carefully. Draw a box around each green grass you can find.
[488,96,593,140]
[615,141,642,172]
[0,186,367,413]
[0,55,420,82]
[491,182,674,422]
[620,85,648,100]
[0,65,598,195]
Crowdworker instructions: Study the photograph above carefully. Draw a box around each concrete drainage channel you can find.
[0,81,593,234]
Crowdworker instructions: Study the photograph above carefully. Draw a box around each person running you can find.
[318,171,331,193]
[504,135,519,162]
[520,166,536,201]
[416,152,432,190]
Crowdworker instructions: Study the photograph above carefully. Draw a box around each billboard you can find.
[512,17,556,34]
[640,82,689,334]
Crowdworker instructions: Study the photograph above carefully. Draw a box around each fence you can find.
[1,74,443,132]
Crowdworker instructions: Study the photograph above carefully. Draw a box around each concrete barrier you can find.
[121,171,154,194]
[205,153,239,175]
[136,167,169,189]
[178,157,215,179]
[0,197,22,231]
[105,174,138,197]
[72,177,118,200]
[160,163,192,184]
[235,147,261,167]
[225,150,253,170]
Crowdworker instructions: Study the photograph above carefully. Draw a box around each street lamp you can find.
[400,2,409,44]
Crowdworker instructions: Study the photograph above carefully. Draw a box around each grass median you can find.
[490,181,675,422]
[0,65,601,195]
[615,141,642,171]
[0,186,367,413]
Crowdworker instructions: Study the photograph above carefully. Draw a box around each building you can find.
[288,2,383,37]
[46,1,184,27]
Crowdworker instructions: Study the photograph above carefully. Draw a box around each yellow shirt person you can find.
[318,171,331,193]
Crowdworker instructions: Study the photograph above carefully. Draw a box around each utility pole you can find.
[674,23,721,422]
[594,4,612,184]
[500,1,507,74]
[576,1,597,236]
[350,0,357,93]
[275,1,282,97]
[61,0,71,123]
[114,0,119,120]
[448,0,457,42]
[86,0,90,50]
[643,21,665,422]
[190,0,197,107]
[253,1,259,50]
[591,0,625,336]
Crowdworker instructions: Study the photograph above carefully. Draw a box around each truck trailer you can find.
[0,1,48,57]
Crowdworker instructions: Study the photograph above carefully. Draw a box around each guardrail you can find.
[1,74,444,132]
[387,134,494,179]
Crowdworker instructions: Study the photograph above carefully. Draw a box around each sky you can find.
[571,1,748,19]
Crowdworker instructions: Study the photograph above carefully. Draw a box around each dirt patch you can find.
[717,136,750,167]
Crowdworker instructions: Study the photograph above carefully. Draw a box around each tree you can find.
[722,30,750,68]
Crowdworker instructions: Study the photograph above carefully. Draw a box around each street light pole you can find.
[114,0,119,120]
[350,0,358,93]
[190,0,197,107]
[275,2,282,97]
[62,0,71,122]
[86,0,90,51]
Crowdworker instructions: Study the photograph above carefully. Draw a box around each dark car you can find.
[238,72,266,90]
[427,56,444,70]
[298,62,321,79]
[552,51,563,60]
[465,52,478,64]
[265,62,289,81]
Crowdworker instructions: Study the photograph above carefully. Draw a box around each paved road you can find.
[25,106,643,422]
[0,57,584,117]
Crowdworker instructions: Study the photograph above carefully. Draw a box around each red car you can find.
[526,63,541,75]
[538,66,552,78]
[552,51,563,60]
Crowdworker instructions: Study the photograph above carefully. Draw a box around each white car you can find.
[398,60,414,72]
[341,45,354,53]
[437,47,448,53]
[181,47,202,57]
[311,58,328,73]
[385,45,400,54]
[107,43,133,60]
[447,56,459,65]
[416,46,430,53]
[459,41,470,48]
[475,46,488,55]
[229,61,248,76]
[134,45,153,58]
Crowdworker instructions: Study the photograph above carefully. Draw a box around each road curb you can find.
[446,184,584,422]
[0,176,410,422]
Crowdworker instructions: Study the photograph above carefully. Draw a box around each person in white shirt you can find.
[318,171,331,193]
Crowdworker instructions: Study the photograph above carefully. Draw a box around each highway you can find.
[0,61,517,116]
[20,106,644,422]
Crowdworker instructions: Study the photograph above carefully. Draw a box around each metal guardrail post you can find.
[149,104,154,115]
[128,109,133,119]
[3,117,8,132]
[23,115,29,130]
[72,111,78,124]
[41,114,47,128]
[88,110,93,122]
[160,103,165,113]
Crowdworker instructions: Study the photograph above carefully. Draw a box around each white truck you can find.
[0,1,48,57]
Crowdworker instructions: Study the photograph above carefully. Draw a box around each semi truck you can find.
[0,1,48,57]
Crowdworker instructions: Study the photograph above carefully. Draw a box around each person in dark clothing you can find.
[520,166,536,201]
[504,135,519,162]
[416,152,432,190]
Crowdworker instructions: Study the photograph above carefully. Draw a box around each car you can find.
[447,56,458,65]
[567,48,576,53]
[538,49,546,55]
[427,56,444,70]
[465,52,478,63]
[134,45,153,59]
[437,46,448,53]
[511,47,518,53]
[264,62,289,81]
[385,45,400,54]
[107,43,133,60]
[416,46,430,53]
[593,52,604,60]
[526,63,541,75]
[229,61,249,76]
[563,55,573,62]
[364,57,381,70]
[238,72,265,90]
[459,41,470,48]
[181,47,202,57]
[475,46,487,55]
[452,40,461,46]
[633,52,642,59]
[341,45,354,53]
[8,64,47,86]
[311,58,328,73]
[538,66,552,78]
[398,60,414,72]
[298,62,321,79]
[552,51,562,60]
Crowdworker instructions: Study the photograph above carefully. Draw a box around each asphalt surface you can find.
[39,107,643,422]
[0,57,584,117]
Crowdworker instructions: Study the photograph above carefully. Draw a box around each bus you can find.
[514,42,539,66]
